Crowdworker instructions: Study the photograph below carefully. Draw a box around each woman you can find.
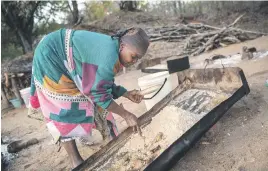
[29,27,150,168]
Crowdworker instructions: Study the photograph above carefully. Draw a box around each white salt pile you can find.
[99,105,206,171]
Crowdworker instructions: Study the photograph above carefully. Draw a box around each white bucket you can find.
[20,87,31,108]
[138,71,172,111]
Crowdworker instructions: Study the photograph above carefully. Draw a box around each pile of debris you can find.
[144,14,267,56]
[1,53,33,109]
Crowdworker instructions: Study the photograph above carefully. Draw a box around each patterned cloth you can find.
[30,28,127,142]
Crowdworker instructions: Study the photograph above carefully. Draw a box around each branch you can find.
[26,1,41,27]
[230,28,268,35]
[228,13,245,27]
[150,35,188,42]
[72,16,84,28]
[68,1,73,14]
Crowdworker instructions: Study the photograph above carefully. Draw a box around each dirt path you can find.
[1,37,268,171]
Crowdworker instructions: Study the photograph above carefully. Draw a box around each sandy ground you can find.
[1,36,268,171]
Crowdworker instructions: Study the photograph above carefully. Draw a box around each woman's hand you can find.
[123,90,144,104]
[107,101,142,136]
[124,113,142,136]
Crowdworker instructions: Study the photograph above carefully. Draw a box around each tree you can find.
[68,1,82,25]
[198,1,203,15]
[178,1,183,17]
[84,1,116,21]
[173,1,177,15]
[1,1,71,56]
[119,1,138,11]
[1,1,41,53]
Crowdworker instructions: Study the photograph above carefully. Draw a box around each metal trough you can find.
[74,67,250,171]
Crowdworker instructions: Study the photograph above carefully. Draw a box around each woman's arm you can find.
[111,83,127,99]
[107,100,141,135]
[107,100,137,126]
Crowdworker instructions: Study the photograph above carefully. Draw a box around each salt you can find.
[102,105,206,171]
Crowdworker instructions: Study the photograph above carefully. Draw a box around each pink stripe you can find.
[36,90,72,118]
[69,47,75,70]
[52,121,78,136]
[82,63,98,96]
[80,123,93,134]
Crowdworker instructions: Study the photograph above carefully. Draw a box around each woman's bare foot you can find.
[62,140,84,169]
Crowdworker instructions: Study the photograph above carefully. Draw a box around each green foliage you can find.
[34,1,69,25]
[139,1,149,11]
[34,22,64,36]
[1,1,69,58]
[1,43,23,60]
[84,1,118,21]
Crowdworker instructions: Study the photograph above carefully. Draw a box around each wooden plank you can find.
[11,75,24,105]
[1,86,10,109]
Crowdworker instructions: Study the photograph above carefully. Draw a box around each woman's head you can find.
[112,27,150,67]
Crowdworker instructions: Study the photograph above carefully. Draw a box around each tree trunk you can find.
[178,1,183,17]
[194,3,198,14]
[198,1,202,14]
[1,1,39,54]
[173,1,177,15]
[119,1,138,11]
[71,1,79,24]
[17,29,32,54]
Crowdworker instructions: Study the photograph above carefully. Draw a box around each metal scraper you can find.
[141,56,190,74]
[140,56,190,100]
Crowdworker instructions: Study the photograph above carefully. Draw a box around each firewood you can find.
[7,138,39,153]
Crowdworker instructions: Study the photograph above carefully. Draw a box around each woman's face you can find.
[119,43,141,67]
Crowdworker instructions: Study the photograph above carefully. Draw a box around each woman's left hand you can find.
[123,90,144,103]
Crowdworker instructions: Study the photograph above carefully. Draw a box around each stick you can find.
[202,24,222,30]
[7,138,39,153]
[150,35,187,42]
[228,13,246,27]
[1,86,10,108]
[230,28,268,35]
[11,74,24,105]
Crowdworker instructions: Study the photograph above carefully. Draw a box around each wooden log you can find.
[7,138,39,153]
[1,86,10,108]
[4,72,10,88]
[192,30,223,56]
[230,28,268,35]
[150,35,187,42]
[222,36,241,43]
[11,74,24,105]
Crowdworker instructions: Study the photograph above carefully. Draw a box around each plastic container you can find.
[20,87,31,108]
[9,98,22,108]
[138,71,172,110]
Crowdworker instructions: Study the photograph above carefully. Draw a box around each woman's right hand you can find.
[107,101,142,135]
[124,113,138,127]
[124,113,142,136]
